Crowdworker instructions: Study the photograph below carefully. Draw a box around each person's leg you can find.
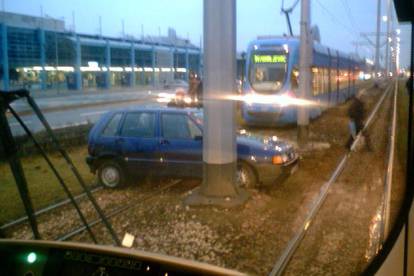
[346,135,354,150]
[363,130,373,151]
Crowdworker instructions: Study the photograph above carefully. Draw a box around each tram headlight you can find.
[184,97,192,104]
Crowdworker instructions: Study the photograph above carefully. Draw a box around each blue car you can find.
[86,107,298,188]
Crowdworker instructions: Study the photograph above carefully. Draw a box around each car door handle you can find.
[160,139,170,145]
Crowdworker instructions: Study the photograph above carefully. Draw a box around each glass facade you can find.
[1,24,201,91]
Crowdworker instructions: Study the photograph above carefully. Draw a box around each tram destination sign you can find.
[253,54,287,64]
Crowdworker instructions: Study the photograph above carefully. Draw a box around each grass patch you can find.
[396,81,409,172]
[0,146,95,224]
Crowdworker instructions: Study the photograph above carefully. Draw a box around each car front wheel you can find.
[98,160,124,188]
[236,163,257,189]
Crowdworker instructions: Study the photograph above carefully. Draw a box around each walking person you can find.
[406,75,413,95]
[346,92,372,151]
[188,72,198,101]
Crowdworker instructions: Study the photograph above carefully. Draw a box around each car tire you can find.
[237,162,257,189]
[97,160,125,188]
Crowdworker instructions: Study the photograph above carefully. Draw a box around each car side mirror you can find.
[194,135,203,141]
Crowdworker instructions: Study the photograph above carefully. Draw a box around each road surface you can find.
[7,89,175,136]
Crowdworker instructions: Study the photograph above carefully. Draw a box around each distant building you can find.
[0,11,65,31]
[0,12,201,91]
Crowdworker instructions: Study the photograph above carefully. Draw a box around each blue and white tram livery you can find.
[241,37,368,126]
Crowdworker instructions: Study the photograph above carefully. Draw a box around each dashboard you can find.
[0,240,244,276]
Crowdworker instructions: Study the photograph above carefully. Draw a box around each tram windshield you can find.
[249,51,288,92]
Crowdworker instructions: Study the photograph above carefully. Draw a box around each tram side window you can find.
[355,70,363,85]
[312,68,319,96]
[312,67,323,96]
[331,69,338,92]
[339,70,349,90]
[323,68,330,93]
[312,67,328,96]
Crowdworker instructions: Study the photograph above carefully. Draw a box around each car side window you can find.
[120,112,155,138]
[162,114,194,139]
[188,117,202,138]
[101,113,122,137]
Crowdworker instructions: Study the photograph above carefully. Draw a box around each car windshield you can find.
[1,1,412,276]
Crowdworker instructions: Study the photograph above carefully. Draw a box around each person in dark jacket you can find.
[188,72,198,101]
[346,93,372,151]
[406,75,413,94]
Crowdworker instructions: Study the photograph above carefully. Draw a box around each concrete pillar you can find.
[375,0,381,77]
[1,24,9,91]
[105,40,111,89]
[172,48,175,80]
[151,46,156,87]
[39,29,46,91]
[185,47,189,81]
[297,0,312,145]
[185,0,248,207]
[198,52,202,77]
[75,35,82,90]
[130,42,135,87]
[140,50,145,85]
[384,0,391,76]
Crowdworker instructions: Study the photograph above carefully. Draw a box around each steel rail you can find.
[269,83,393,276]
[380,80,398,243]
[0,186,103,231]
[56,179,183,242]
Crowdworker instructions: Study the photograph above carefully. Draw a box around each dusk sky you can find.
[3,0,411,68]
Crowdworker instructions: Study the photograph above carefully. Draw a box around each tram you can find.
[241,36,371,126]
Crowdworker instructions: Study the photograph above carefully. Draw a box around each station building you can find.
[0,11,202,91]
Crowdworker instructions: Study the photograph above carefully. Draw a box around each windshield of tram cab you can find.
[0,1,412,276]
[249,51,288,92]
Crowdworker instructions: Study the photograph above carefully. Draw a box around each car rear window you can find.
[101,113,122,137]
[120,112,155,138]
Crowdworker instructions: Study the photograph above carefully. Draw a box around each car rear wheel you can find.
[98,160,124,188]
[236,163,257,189]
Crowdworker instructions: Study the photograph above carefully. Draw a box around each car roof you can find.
[107,106,200,115]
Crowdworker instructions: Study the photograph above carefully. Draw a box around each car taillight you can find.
[272,155,283,165]
[273,154,289,164]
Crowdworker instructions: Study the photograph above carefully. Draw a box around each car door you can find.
[118,111,159,176]
[159,112,203,178]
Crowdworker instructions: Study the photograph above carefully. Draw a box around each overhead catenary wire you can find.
[314,0,358,40]
[340,0,360,35]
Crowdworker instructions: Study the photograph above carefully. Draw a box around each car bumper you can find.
[255,155,299,186]
[86,156,97,173]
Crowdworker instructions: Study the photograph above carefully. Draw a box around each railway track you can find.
[269,81,397,276]
[56,179,185,242]
[0,186,103,231]
[1,177,186,244]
